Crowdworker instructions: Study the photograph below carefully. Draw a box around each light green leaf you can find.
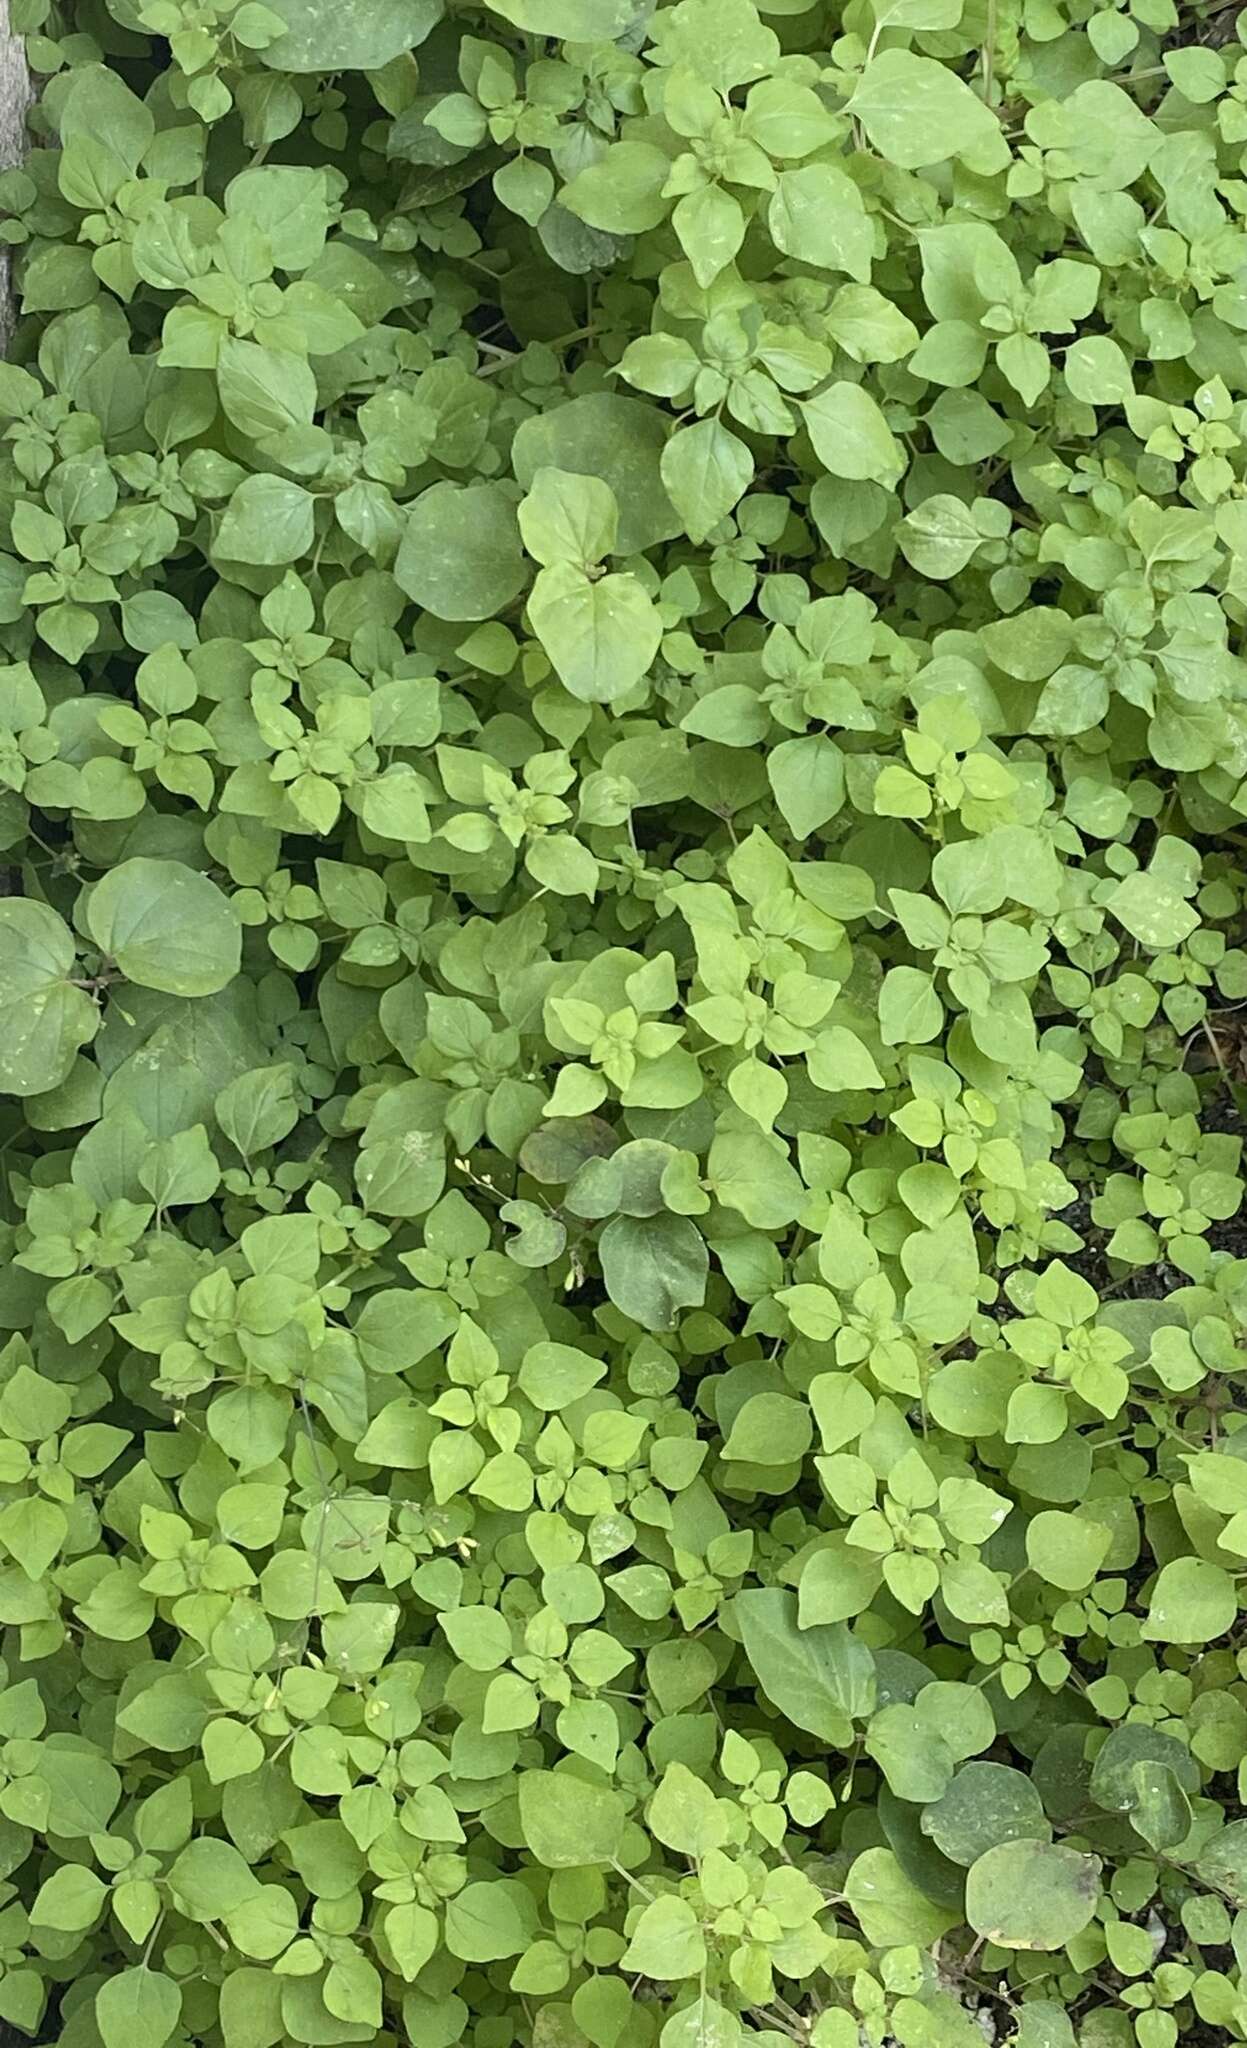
[484,0,633,35]
[621,1895,706,1979]
[850,50,1003,170]
[396,482,528,623]
[519,467,618,569]
[768,735,846,839]
[217,474,316,565]
[527,561,661,704]
[96,1970,182,2048]
[0,900,98,1097]
[966,1841,1101,1950]
[512,393,679,554]
[217,339,317,440]
[563,142,672,235]
[844,1847,959,1948]
[1143,1556,1237,1643]
[444,1879,536,1961]
[802,383,905,484]
[518,1770,626,1866]
[735,1587,875,1737]
[86,859,240,997]
[1107,871,1199,950]
[261,0,441,67]
[661,419,754,546]
[769,165,873,281]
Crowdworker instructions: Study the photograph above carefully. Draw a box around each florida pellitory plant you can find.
[0,1,1246,2046]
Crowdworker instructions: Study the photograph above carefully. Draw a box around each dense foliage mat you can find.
[4,0,1247,2044]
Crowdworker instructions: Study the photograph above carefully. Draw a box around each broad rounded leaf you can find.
[768,735,846,839]
[921,1763,1051,1867]
[217,339,317,440]
[802,383,905,484]
[0,899,98,1097]
[444,1879,536,1962]
[845,1847,959,1948]
[96,1969,182,2048]
[1143,1555,1237,1643]
[661,418,754,545]
[966,1841,1101,1950]
[769,165,873,280]
[850,50,1003,170]
[513,393,680,555]
[1194,1821,1247,1906]
[562,143,673,238]
[736,1587,876,1738]
[1025,1509,1112,1592]
[1107,871,1200,950]
[518,1770,626,1866]
[1090,1724,1199,1815]
[86,859,241,997]
[217,474,316,565]
[485,0,634,34]
[261,0,441,68]
[598,1212,708,1330]
[395,482,528,623]
[527,562,661,704]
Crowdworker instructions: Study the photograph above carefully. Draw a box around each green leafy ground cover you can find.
[2,0,1247,2044]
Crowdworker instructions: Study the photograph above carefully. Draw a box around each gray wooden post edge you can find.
[0,0,31,355]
